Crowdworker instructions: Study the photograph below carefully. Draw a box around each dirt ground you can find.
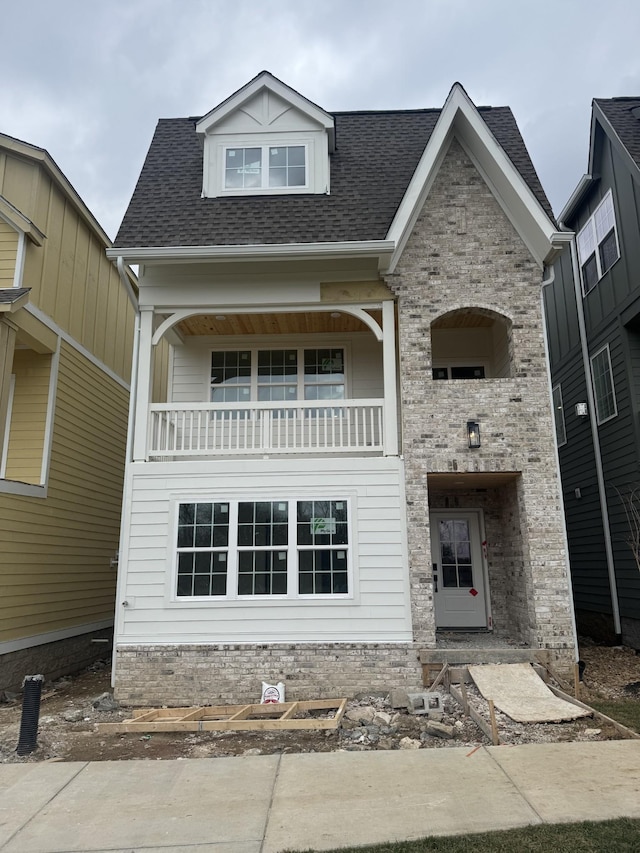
[1,638,639,763]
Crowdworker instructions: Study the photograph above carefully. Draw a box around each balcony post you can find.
[382,299,399,456]
[132,307,154,462]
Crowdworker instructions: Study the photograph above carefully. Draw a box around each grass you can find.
[284,818,640,852]
[589,699,640,733]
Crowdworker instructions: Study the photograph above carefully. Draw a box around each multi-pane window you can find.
[224,145,306,191]
[590,345,617,424]
[552,384,567,447]
[211,348,345,406]
[439,519,473,588]
[237,501,288,595]
[175,499,349,598]
[577,190,620,294]
[176,502,229,596]
[297,500,348,594]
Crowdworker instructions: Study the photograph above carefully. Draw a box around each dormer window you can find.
[224,145,306,191]
[197,72,334,199]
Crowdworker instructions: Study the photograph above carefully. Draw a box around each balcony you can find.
[147,399,385,459]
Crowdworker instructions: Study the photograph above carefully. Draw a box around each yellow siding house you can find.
[0,133,150,692]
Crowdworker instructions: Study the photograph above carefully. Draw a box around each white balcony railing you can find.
[148,399,385,458]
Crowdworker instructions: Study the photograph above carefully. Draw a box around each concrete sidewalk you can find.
[1,741,640,853]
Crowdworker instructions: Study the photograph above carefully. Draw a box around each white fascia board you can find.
[107,240,395,268]
[558,175,596,227]
[196,72,335,148]
[0,195,46,245]
[386,83,559,272]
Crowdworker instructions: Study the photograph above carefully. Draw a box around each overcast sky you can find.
[2,0,639,240]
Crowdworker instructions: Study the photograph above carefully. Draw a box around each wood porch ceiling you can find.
[428,472,519,490]
[177,310,382,337]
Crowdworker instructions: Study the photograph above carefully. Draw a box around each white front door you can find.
[430,511,488,629]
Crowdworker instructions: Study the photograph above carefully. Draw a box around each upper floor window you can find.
[590,344,617,424]
[211,347,345,405]
[552,383,566,447]
[577,190,620,294]
[224,145,307,191]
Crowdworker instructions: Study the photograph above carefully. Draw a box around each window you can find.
[432,365,485,380]
[577,191,620,294]
[224,145,306,191]
[552,384,566,447]
[211,348,345,406]
[590,345,617,424]
[175,498,350,599]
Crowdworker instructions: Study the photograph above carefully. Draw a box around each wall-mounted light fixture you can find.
[575,402,588,417]
[467,420,481,449]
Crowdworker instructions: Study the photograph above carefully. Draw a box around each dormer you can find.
[196,71,335,198]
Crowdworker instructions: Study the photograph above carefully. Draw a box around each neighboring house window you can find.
[552,384,566,447]
[175,498,349,598]
[577,190,620,294]
[432,365,486,380]
[590,345,617,424]
[224,145,306,190]
[211,348,345,405]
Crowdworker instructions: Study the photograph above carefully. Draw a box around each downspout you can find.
[540,264,580,662]
[111,256,142,686]
[562,235,622,638]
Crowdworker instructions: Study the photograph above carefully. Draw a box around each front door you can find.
[430,511,488,629]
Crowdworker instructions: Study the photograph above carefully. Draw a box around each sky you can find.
[2,0,640,241]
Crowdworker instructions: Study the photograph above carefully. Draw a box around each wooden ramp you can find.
[96,698,347,734]
[468,663,592,723]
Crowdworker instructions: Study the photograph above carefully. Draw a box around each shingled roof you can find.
[595,97,640,171]
[114,105,554,248]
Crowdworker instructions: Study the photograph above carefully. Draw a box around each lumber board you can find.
[546,684,640,740]
[449,683,497,743]
[97,698,347,734]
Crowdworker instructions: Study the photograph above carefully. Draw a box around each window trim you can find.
[170,496,354,603]
[552,383,567,447]
[577,190,620,295]
[221,143,309,195]
[590,344,618,425]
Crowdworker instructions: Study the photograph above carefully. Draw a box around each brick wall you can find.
[114,643,423,706]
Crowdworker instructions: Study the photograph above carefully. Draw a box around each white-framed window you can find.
[577,190,620,294]
[210,347,346,406]
[175,498,350,599]
[590,344,617,424]
[552,383,566,447]
[224,144,307,191]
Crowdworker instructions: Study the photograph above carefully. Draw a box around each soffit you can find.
[176,310,381,337]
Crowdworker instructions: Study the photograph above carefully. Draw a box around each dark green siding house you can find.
[545,97,640,648]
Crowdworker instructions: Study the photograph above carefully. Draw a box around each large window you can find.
[175,498,350,599]
[224,145,306,190]
[590,344,617,424]
[211,348,345,406]
[577,190,620,294]
[552,384,567,447]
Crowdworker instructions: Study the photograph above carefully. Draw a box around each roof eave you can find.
[107,240,395,269]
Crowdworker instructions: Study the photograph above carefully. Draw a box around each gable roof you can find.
[113,88,555,258]
[560,97,640,225]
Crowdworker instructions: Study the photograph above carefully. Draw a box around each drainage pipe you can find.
[16,674,44,755]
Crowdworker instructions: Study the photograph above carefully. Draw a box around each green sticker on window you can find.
[311,517,336,534]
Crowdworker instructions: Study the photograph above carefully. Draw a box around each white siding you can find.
[117,456,411,643]
[170,332,383,403]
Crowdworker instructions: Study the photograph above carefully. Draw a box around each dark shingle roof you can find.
[0,288,29,304]
[595,98,640,170]
[114,107,553,248]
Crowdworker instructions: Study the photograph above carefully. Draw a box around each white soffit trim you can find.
[386,83,559,273]
[196,71,335,149]
[106,240,395,267]
[0,195,46,245]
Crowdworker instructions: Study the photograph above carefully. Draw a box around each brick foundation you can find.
[114,643,424,707]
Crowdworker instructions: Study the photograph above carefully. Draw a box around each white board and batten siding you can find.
[117,456,411,644]
[170,332,383,403]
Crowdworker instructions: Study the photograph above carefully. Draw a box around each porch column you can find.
[132,307,154,462]
[382,299,398,456]
[0,317,17,456]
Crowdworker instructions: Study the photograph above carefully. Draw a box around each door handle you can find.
[432,562,438,593]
